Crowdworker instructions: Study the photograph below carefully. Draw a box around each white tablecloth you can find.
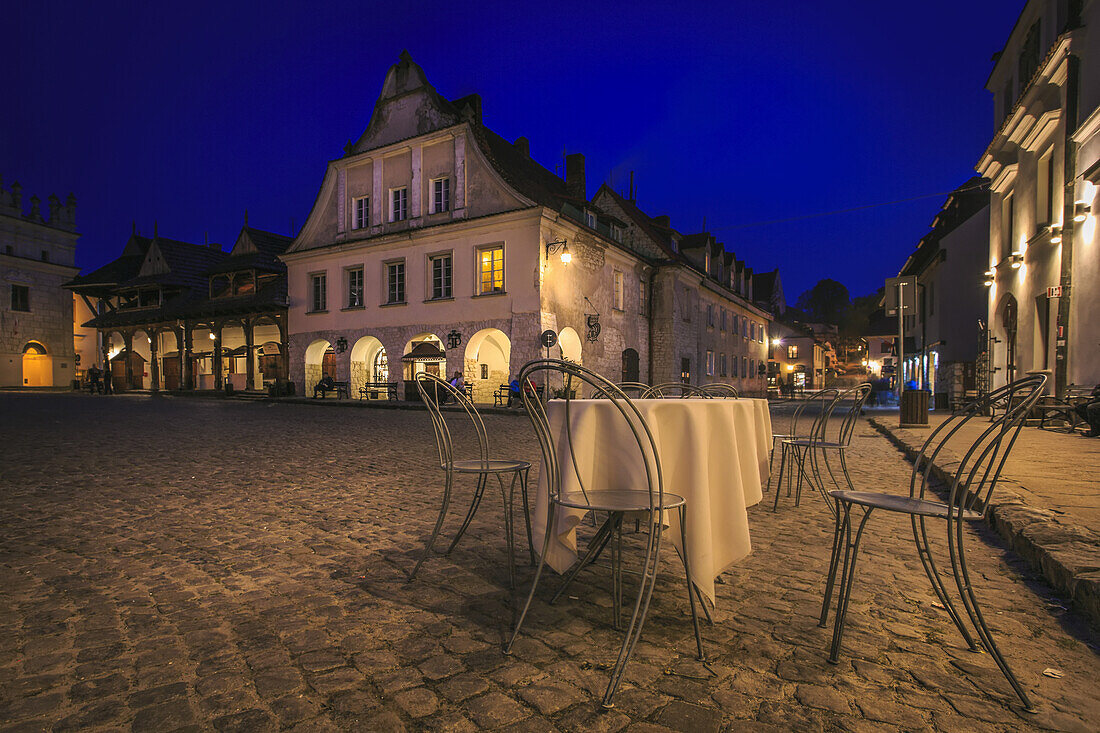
[532,398,772,606]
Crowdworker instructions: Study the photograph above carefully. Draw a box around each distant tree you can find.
[795,279,851,326]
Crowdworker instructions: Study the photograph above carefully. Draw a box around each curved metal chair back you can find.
[518,359,662,513]
[816,383,872,448]
[643,382,712,398]
[910,374,1045,517]
[701,383,740,398]
[615,381,650,398]
[415,372,491,470]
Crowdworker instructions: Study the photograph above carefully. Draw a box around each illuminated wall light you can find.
[1010,252,1024,269]
[1073,201,1091,222]
[209,333,216,340]
[1050,224,1062,243]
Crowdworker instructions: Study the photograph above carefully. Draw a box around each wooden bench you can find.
[314,379,350,399]
[358,381,399,400]
[1035,384,1095,432]
[494,384,511,407]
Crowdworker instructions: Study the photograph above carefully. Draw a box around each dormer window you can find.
[211,275,231,298]
[584,210,596,228]
[610,224,623,243]
[233,272,255,295]
[138,288,160,307]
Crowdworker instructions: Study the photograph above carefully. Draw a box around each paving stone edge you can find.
[869,417,1100,631]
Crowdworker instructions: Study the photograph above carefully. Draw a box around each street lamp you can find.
[546,238,571,264]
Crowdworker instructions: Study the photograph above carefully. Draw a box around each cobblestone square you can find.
[1,394,1098,731]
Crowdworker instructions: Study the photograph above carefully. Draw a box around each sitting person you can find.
[314,375,335,398]
[1074,384,1100,437]
[507,378,521,407]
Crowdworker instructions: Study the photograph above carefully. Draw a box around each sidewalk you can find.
[871,411,1100,629]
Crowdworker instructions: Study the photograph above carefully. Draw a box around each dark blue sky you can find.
[6,1,1019,301]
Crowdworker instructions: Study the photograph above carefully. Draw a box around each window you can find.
[386,261,405,303]
[11,284,29,312]
[40,250,49,263]
[680,357,691,383]
[1037,148,1053,226]
[720,309,727,332]
[742,316,748,338]
[638,280,647,316]
[480,363,489,379]
[233,272,254,295]
[346,267,364,308]
[720,353,727,377]
[478,246,504,294]
[742,356,748,378]
[706,350,715,377]
[733,315,739,336]
[750,322,756,341]
[353,196,369,230]
[211,275,230,298]
[613,271,623,310]
[4,245,12,255]
[390,187,408,222]
[610,224,623,243]
[707,304,715,328]
[787,344,799,359]
[584,210,596,228]
[431,178,450,214]
[732,355,739,377]
[430,253,452,299]
[310,273,326,312]
[750,358,756,377]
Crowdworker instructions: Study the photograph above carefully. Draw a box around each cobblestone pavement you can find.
[1,393,1098,732]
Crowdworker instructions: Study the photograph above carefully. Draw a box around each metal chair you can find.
[643,382,712,398]
[773,385,871,516]
[408,372,533,586]
[819,374,1047,712]
[701,383,740,398]
[505,359,703,708]
[770,388,838,508]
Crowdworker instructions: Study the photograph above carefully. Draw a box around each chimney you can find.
[629,171,636,202]
[48,194,61,225]
[654,214,671,228]
[65,193,76,229]
[514,136,530,157]
[565,153,586,200]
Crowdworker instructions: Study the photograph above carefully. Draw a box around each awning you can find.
[401,341,446,362]
[228,345,249,356]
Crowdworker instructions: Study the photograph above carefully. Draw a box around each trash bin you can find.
[900,389,930,427]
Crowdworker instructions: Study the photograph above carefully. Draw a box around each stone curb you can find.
[869,417,1100,631]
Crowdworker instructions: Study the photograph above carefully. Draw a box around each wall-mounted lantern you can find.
[546,238,571,264]
[334,336,348,353]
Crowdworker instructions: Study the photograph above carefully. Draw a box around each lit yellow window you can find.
[479,247,503,294]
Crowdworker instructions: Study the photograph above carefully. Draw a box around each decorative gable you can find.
[348,51,464,155]
[138,241,171,277]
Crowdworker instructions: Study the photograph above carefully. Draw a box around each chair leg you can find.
[519,467,535,565]
[498,473,517,590]
[601,512,663,708]
[678,505,705,659]
[910,516,978,651]
[505,501,558,654]
[550,515,614,605]
[828,505,874,663]
[818,503,846,628]
[611,514,623,630]
[772,442,788,512]
[446,473,488,555]
[948,516,1037,712]
[409,471,454,581]
[793,445,812,507]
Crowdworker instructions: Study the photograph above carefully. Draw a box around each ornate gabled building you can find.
[65,223,292,392]
[280,52,777,398]
[0,176,80,387]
